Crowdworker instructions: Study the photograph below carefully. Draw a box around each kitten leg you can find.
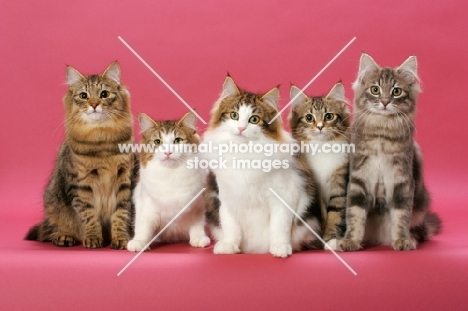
[339,178,369,251]
[72,193,103,248]
[269,201,294,258]
[110,191,132,250]
[391,182,416,251]
[323,196,346,251]
[127,196,159,252]
[213,203,241,254]
[188,200,210,248]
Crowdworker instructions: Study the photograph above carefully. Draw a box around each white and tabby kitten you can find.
[127,112,210,252]
[203,76,323,258]
[289,83,351,250]
[339,53,441,251]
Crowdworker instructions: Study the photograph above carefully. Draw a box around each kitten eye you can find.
[370,86,380,95]
[230,112,239,120]
[392,87,403,97]
[324,113,334,121]
[305,114,314,123]
[154,139,161,145]
[79,92,88,99]
[174,138,183,144]
[100,90,110,98]
[249,115,260,124]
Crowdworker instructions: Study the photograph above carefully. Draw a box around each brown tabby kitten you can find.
[339,53,441,251]
[289,83,351,250]
[25,62,136,249]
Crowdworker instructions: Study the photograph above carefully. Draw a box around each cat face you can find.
[289,83,350,142]
[64,62,130,124]
[139,111,199,168]
[353,53,420,116]
[208,76,282,142]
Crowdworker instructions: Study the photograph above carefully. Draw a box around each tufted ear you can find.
[326,82,346,102]
[397,56,418,81]
[221,75,240,98]
[103,61,121,84]
[178,110,197,131]
[138,113,156,133]
[290,85,308,107]
[359,53,379,72]
[261,87,280,109]
[66,66,85,86]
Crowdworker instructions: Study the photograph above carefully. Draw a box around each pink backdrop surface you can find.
[1,1,467,310]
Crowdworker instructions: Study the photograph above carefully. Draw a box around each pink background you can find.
[1,0,467,309]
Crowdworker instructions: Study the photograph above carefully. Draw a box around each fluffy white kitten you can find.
[127,111,210,252]
[203,76,323,258]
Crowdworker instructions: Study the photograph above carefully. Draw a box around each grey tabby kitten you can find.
[289,83,350,250]
[339,53,441,251]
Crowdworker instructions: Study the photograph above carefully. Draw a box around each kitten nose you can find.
[317,123,324,131]
[381,100,389,107]
[238,127,246,133]
[164,152,172,157]
[90,101,99,109]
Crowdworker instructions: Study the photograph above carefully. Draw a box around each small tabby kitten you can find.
[289,83,350,250]
[127,112,210,252]
[25,62,136,249]
[204,76,323,258]
[339,53,441,251]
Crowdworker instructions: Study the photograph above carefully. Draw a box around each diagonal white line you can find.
[268,188,357,276]
[118,36,207,124]
[269,37,356,124]
[117,188,206,276]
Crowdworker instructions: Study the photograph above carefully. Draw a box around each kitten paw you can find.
[127,239,150,252]
[111,238,129,250]
[83,236,103,249]
[270,243,292,258]
[190,235,211,248]
[53,235,76,247]
[338,239,362,252]
[213,241,240,254]
[324,238,338,251]
[392,238,416,251]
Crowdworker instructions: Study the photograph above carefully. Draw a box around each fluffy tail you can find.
[25,223,41,241]
[411,211,442,242]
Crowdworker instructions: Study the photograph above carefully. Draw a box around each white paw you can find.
[324,238,337,251]
[127,239,149,252]
[190,235,211,248]
[213,241,240,254]
[270,243,292,258]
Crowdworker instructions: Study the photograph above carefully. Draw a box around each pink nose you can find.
[238,127,246,133]
[164,152,172,157]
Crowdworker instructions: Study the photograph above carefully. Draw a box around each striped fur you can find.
[25,62,136,249]
[339,54,441,252]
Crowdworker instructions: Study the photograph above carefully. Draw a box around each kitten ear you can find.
[66,66,85,86]
[103,61,121,84]
[178,111,197,130]
[290,85,308,107]
[326,82,346,102]
[359,53,380,72]
[397,56,418,82]
[261,87,280,109]
[138,113,156,133]
[221,75,240,98]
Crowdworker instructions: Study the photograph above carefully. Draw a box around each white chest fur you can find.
[306,144,347,201]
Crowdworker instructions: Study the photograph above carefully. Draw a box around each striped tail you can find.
[411,211,442,242]
[25,223,42,241]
